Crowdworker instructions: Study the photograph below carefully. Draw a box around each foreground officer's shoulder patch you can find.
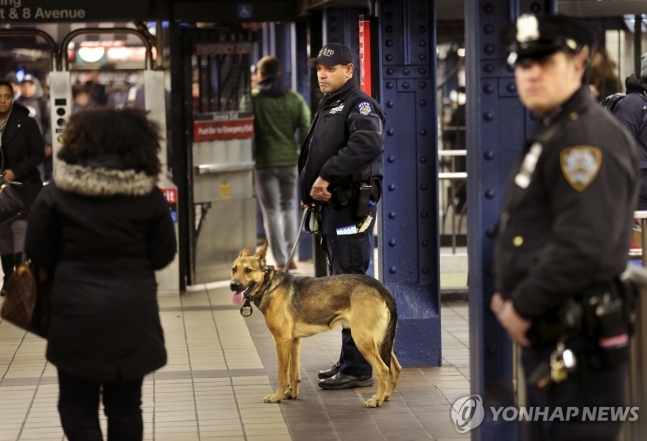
[559,145,602,191]
[358,101,372,115]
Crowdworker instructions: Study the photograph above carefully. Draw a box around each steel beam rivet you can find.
[388,155,396,163]
[484,110,494,121]
[483,3,494,14]
[419,99,427,107]
[484,44,495,55]
[419,40,427,47]
[387,129,395,136]
[421,267,429,274]
[389,240,396,247]
[485,227,496,238]
[419,81,426,89]
[507,83,517,93]
[386,54,394,62]
[419,26,426,33]
[403,82,410,89]
[530,2,542,13]
[419,67,427,75]
[484,150,495,160]
[420,129,427,136]
[403,68,410,75]
[389,266,397,274]
[387,68,394,75]
[421,240,429,247]
[485,189,495,199]
[386,100,395,108]
[506,64,515,73]
[388,212,397,219]
[418,12,426,19]
[420,183,428,191]
[386,82,394,89]
[419,53,427,61]
[484,24,494,35]
[386,12,394,19]
[386,26,393,33]
[330,27,337,33]
[420,156,427,164]
[388,184,396,191]
[420,211,428,219]
[484,63,495,73]
[483,83,494,94]
[386,40,393,47]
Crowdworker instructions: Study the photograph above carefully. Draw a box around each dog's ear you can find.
[239,247,252,257]
[254,241,269,264]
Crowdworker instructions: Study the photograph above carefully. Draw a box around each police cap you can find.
[307,43,354,68]
[503,14,593,64]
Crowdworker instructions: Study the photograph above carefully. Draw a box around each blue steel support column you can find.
[274,22,293,86]
[378,0,440,367]
[466,1,556,440]
[322,8,365,63]
[295,18,313,261]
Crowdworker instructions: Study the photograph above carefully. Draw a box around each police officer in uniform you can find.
[492,15,638,440]
[299,43,385,390]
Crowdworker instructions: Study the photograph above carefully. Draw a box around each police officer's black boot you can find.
[0,254,15,296]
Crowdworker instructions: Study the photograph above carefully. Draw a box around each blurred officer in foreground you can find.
[492,15,638,440]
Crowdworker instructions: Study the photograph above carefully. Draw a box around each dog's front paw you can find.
[364,395,382,408]
[283,389,298,400]
[263,393,282,403]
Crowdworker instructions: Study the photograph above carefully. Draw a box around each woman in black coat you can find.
[0,80,44,295]
[24,108,177,441]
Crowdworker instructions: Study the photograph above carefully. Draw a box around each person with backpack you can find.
[610,52,647,210]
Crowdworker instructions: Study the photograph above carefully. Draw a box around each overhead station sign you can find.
[0,0,148,22]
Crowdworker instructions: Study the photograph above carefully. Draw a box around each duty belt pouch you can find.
[355,182,371,218]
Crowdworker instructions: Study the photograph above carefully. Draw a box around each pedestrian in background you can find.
[0,79,44,296]
[252,56,310,271]
[17,74,52,180]
[494,14,637,441]
[610,52,647,210]
[25,107,177,441]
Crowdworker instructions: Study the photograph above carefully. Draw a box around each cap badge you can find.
[516,14,540,43]
[319,47,335,57]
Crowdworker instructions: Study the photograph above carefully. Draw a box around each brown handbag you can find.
[0,261,51,338]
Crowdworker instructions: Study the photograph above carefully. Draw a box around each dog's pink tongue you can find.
[232,291,244,305]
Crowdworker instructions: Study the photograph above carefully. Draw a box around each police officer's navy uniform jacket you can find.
[495,86,639,321]
[298,77,385,202]
[613,73,647,209]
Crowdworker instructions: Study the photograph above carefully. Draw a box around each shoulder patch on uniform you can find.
[560,146,602,192]
[358,101,372,115]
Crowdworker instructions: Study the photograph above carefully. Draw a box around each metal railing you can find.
[622,211,647,440]
[438,148,466,254]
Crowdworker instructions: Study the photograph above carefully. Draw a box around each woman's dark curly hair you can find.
[58,107,162,176]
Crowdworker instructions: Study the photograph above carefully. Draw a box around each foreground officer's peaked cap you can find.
[307,43,354,68]
[503,14,594,64]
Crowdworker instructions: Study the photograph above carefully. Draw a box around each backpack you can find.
[601,92,647,133]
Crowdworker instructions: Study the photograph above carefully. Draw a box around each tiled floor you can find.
[0,259,470,441]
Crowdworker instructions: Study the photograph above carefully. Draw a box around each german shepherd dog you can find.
[230,242,401,407]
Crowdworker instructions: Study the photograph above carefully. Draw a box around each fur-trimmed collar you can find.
[54,160,157,197]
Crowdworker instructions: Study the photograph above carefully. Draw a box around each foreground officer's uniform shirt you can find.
[494,85,639,320]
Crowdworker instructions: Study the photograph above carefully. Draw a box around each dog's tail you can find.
[379,289,398,368]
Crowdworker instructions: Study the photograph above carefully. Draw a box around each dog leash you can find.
[283,207,310,273]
